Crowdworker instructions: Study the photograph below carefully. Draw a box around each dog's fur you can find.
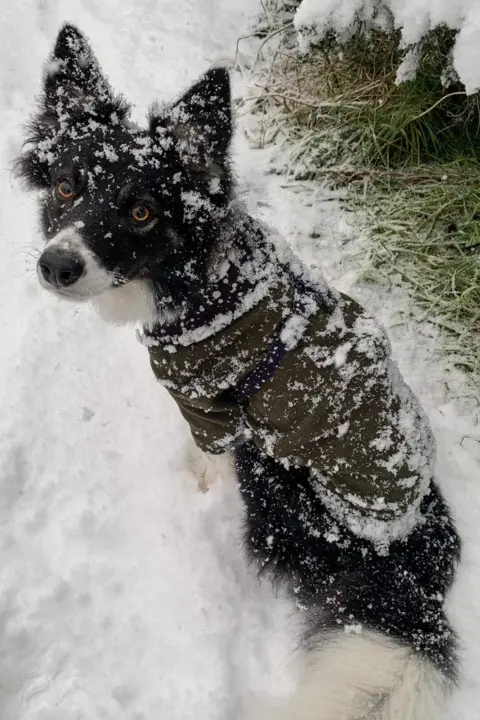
[18,24,461,719]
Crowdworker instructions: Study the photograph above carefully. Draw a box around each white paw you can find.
[185,445,235,493]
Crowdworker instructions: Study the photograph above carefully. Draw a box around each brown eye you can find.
[131,204,151,223]
[56,179,74,200]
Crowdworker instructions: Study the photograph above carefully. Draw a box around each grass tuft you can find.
[253,26,480,171]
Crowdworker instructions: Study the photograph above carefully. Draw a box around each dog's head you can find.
[17,24,233,324]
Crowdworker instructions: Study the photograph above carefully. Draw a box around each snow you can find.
[294,0,480,93]
[1,2,479,720]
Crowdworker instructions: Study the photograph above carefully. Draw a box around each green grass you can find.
[354,162,480,374]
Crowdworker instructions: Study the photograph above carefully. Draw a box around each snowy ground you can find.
[0,1,479,719]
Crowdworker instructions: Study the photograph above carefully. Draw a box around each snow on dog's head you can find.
[17,24,233,325]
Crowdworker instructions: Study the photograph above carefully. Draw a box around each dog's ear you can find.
[42,24,116,125]
[151,68,232,174]
[16,24,128,189]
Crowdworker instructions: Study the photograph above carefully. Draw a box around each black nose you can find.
[38,250,85,288]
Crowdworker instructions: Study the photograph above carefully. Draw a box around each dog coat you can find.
[145,260,434,543]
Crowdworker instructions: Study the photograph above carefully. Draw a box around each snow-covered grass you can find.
[246,4,480,381]
[357,162,480,376]
[293,0,480,94]
[1,1,480,719]
[252,26,478,168]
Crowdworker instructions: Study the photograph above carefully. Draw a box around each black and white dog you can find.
[18,25,461,720]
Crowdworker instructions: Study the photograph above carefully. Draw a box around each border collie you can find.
[17,24,460,720]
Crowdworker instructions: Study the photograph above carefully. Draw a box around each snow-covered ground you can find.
[0,1,479,718]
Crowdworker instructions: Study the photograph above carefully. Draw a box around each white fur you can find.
[40,226,164,326]
[92,279,158,326]
[274,630,448,720]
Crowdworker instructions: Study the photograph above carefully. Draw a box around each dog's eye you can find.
[131,204,151,223]
[56,179,74,201]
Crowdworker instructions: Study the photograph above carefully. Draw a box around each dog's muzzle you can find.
[38,249,85,289]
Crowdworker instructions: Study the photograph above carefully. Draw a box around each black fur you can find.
[235,441,460,679]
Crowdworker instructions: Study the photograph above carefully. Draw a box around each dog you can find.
[18,24,461,720]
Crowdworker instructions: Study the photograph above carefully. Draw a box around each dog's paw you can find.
[185,445,235,493]
[187,448,216,493]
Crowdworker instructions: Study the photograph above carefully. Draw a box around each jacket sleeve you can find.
[167,389,244,454]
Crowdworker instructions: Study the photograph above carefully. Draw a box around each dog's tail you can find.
[275,630,454,720]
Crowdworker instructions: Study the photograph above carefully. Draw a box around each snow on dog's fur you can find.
[17,24,461,719]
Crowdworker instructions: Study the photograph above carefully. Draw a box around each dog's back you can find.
[236,441,459,720]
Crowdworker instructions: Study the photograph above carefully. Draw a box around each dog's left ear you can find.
[152,68,232,173]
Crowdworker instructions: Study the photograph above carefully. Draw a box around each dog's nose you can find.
[38,250,85,288]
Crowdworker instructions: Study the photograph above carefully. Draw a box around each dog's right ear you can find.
[17,24,128,189]
[41,24,116,127]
